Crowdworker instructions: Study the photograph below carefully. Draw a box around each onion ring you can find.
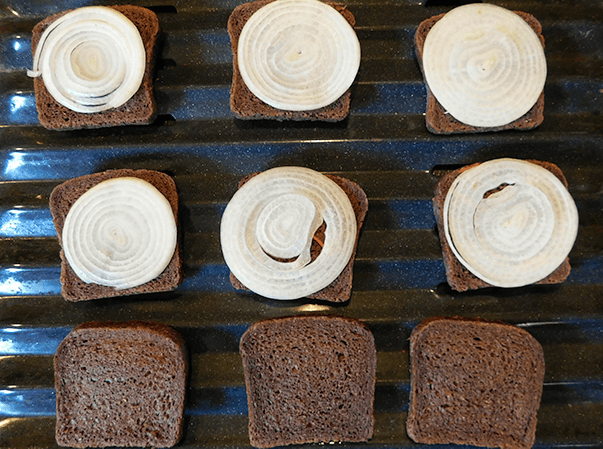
[28,6,146,113]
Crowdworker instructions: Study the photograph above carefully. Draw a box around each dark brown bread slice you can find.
[227,0,355,121]
[31,5,160,130]
[433,160,571,292]
[415,11,545,134]
[49,169,182,301]
[55,321,188,448]
[229,172,368,302]
[407,317,545,449]
[240,315,376,448]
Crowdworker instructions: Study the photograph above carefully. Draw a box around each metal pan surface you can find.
[0,0,601,447]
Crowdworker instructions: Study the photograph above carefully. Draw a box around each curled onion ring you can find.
[62,177,177,290]
[422,3,546,127]
[443,159,578,287]
[28,6,146,113]
[220,167,357,300]
[237,0,361,111]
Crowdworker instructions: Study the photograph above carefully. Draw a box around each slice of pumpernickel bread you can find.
[229,172,368,302]
[31,5,160,130]
[54,321,187,448]
[49,169,182,301]
[433,160,571,292]
[240,315,376,448]
[415,11,545,134]
[407,317,545,449]
[227,0,356,121]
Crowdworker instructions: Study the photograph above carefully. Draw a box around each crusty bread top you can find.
[227,0,356,121]
[31,5,160,130]
[415,10,545,134]
[49,169,182,301]
[407,316,545,449]
[54,320,187,448]
[240,315,376,448]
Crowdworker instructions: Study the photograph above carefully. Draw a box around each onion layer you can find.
[220,167,357,300]
[62,177,177,290]
[422,3,546,127]
[237,0,360,111]
[28,6,146,113]
[443,159,578,288]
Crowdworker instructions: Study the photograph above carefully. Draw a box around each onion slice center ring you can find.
[422,3,546,127]
[237,0,361,111]
[220,167,357,300]
[442,159,578,288]
[62,177,177,290]
[28,6,146,113]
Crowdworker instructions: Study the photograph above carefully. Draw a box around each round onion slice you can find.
[422,3,546,127]
[237,0,361,111]
[28,6,146,113]
[220,167,357,300]
[62,177,177,290]
[443,159,578,288]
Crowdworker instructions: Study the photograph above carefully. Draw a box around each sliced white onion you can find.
[62,177,177,290]
[443,159,578,288]
[28,6,146,113]
[220,167,357,300]
[422,3,546,127]
[237,0,360,111]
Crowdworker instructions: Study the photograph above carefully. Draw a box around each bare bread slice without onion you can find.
[228,0,359,121]
[433,159,578,292]
[54,321,187,448]
[222,168,368,302]
[415,4,546,134]
[407,317,545,449]
[240,315,377,448]
[30,5,160,130]
[50,169,182,301]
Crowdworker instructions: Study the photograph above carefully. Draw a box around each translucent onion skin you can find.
[443,159,578,288]
[220,167,357,300]
[237,0,361,111]
[28,6,146,113]
[422,3,546,128]
[62,177,177,290]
